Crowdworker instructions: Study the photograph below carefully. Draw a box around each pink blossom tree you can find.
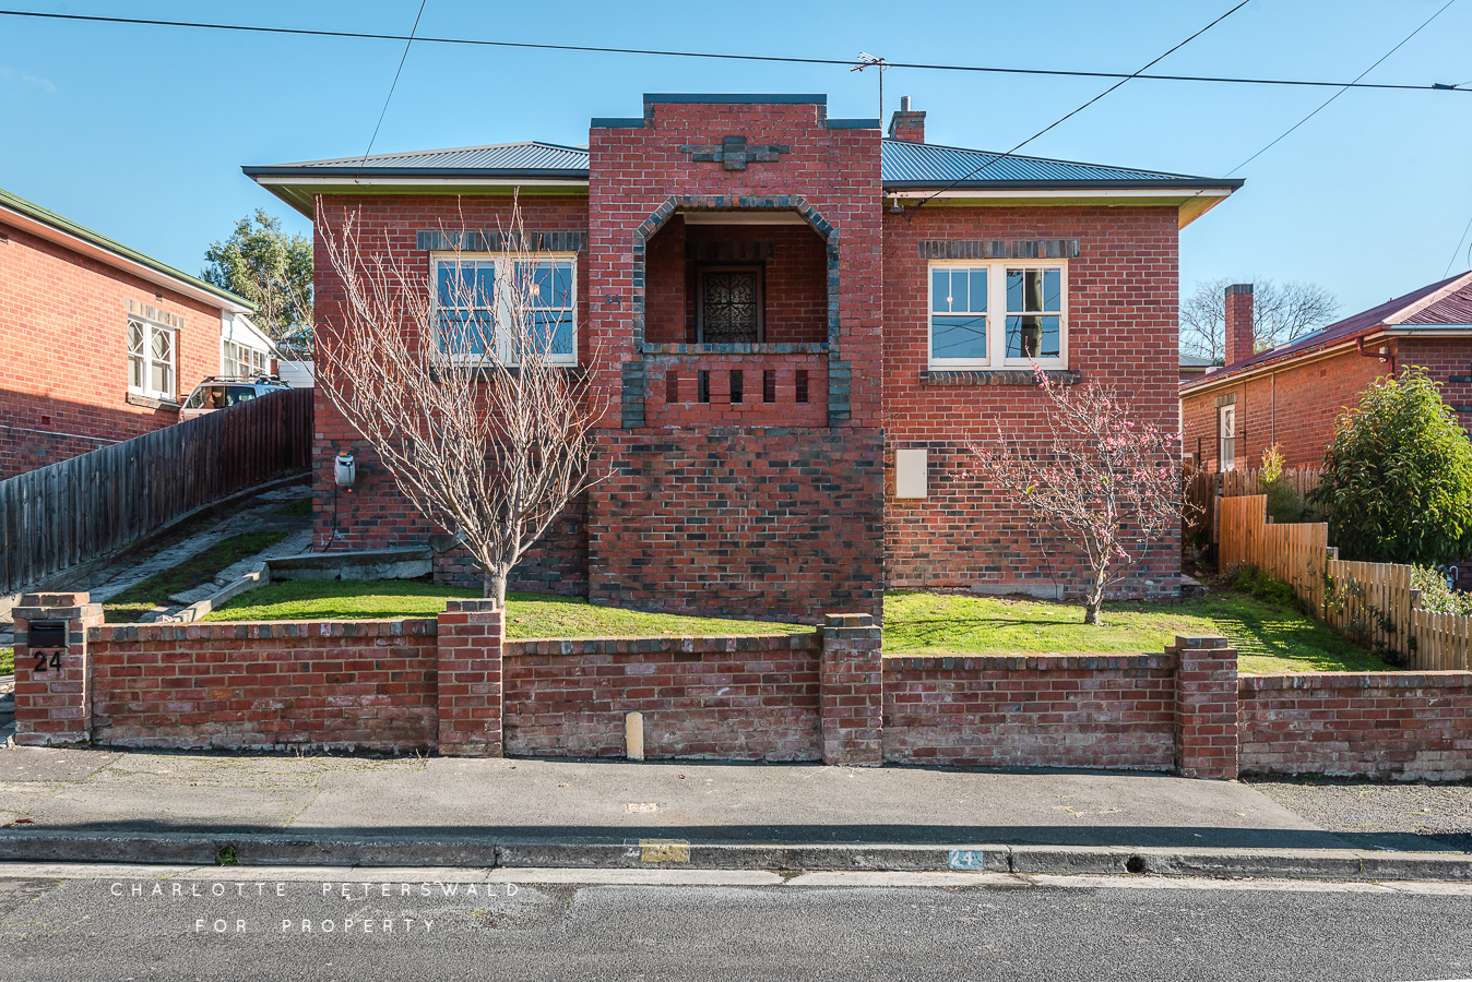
[969,367,1191,625]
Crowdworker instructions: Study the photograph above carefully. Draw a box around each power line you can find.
[1226,0,1459,174]
[359,0,429,166]
[0,7,1467,95]
[1445,213,1472,277]
[912,1,1252,210]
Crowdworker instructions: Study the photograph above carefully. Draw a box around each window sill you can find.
[641,342,828,355]
[126,392,181,411]
[920,368,1080,386]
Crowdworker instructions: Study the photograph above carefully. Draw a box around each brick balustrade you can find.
[13,592,1472,781]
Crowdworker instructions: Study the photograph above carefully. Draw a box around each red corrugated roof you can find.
[1182,271,1472,390]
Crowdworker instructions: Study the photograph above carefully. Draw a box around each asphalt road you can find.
[1,866,1470,981]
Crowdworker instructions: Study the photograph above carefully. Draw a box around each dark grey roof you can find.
[1179,353,1216,368]
[245,137,1238,191]
[243,141,591,179]
[881,139,1241,190]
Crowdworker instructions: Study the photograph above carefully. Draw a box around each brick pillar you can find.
[435,599,504,757]
[1171,635,1240,779]
[12,592,103,747]
[820,612,884,766]
[1223,283,1254,368]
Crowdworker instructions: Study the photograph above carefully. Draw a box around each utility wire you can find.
[0,7,1466,94]
[359,0,429,166]
[1444,213,1472,277]
[1226,0,1459,174]
[912,1,1252,211]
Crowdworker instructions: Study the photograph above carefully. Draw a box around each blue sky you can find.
[3,0,1470,320]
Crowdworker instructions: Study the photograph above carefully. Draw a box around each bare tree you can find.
[970,368,1192,625]
[1180,278,1338,361]
[315,198,609,605]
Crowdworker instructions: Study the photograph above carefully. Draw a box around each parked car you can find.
[180,375,289,418]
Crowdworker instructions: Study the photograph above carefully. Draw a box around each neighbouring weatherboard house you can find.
[1181,271,1472,471]
[246,92,1242,621]
[0,185,273,479]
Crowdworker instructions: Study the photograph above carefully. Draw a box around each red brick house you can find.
[0,185,269,479]
[246,93,1241,620]
[1181,272,1472,472]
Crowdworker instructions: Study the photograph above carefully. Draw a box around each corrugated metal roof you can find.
[881,139,1238,189]
[247,141,591,177]
[246,137,1238,190]
[1183,271,1472,391]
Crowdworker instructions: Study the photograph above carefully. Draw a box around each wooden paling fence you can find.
[1218,494,1469,671]
[1186,464,1323,544]
[0,388,312,595]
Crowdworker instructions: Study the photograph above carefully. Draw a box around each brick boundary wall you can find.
[503,633,822,761]
[1239,672,1472,781]
[15,592,1472,780]
[882,653,1178,770]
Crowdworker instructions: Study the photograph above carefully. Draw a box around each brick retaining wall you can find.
[1239,672,1472,781]
[89,620,440,752]
[14,592,1472,779]
[882,654,1178,770]
[503,634,822,761]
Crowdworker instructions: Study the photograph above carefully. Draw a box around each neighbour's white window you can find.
[128,316,176,401]
[928,260,1067,369]
[222,340,268,378]
[431,254,577,365]
[1219,404,1237,471]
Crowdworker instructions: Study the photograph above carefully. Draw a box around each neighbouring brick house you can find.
[0,185,272,479]
[246,93,1241,621]
[1181,272,1472,471]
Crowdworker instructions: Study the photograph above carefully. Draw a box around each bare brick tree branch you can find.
[315,197,610,605]
[970,368,1192,625]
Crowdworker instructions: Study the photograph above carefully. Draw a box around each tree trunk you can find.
[483,567,509,608]
[1083,565,1108,626]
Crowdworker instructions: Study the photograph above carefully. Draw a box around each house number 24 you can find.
[32,651,62,673]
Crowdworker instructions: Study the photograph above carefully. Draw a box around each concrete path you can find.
[0,746,1416,850]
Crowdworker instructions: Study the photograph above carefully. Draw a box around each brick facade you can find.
[303,95,1194,618]
[883,206,1182,597]
[0,217,231,479]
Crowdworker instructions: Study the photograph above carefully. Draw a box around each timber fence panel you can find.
[0,387,313,596]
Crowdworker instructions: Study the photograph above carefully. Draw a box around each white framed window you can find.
[927,260,1068,369]
[1219,404,1237,471]
[128,315,176,401]
[430,253,577,366]
[222,339,269,378]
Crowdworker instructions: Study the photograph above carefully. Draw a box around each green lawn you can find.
[106,531,289,623]
[884,590,1392,675]
[203,578,810,639]
[0,647,11,675]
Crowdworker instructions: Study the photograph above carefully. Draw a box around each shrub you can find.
[1410,564,1472,616]
[1228,565,1298,608]
[1258,444,1315,523]
[1309,368,1472,564]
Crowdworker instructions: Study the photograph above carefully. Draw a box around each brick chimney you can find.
[1224,283,1255,367]
[888,95,926,144]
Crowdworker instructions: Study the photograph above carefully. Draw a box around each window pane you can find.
[947,270,968,312]
[152,329,173,361]
[130,355,144,389]
[128,319,144,354]
[151,361,171,394]
[931,269,948,313]
[969,270,988,311]
[1007,268,1062,312]
[437,310,494,355]
[1007,314,1057,358]
[532,311,574,356]
[931,314,987,360]
[438,261,494,308]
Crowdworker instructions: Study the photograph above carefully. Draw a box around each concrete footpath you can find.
[0,746,1469,879]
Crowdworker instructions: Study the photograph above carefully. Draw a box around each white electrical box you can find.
[895,448,929,499]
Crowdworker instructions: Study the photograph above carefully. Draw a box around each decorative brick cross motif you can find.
[679,135,791,171]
